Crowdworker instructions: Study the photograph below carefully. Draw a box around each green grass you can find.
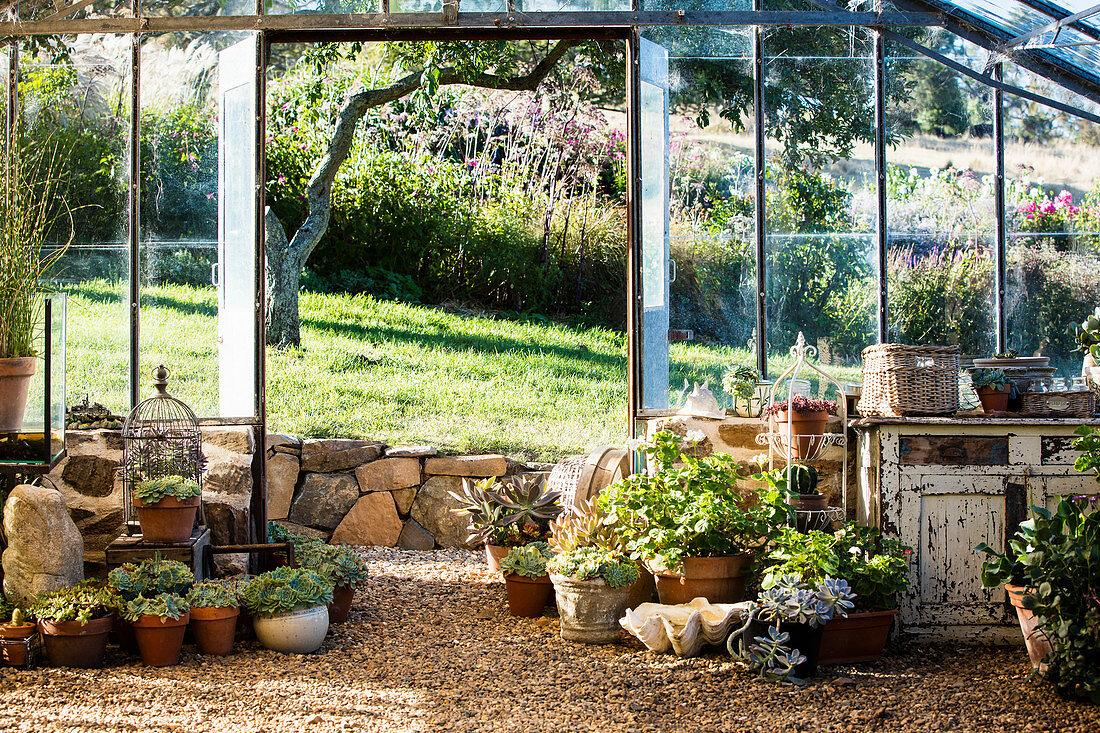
[65,281,859,462]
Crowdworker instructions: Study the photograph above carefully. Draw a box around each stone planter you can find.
[133,494,200,543]
[1006,584,1053,671]
[190,606,240,656]
[550,574,631,644]
[38,616,113,669]
[653,554,753,605]
[253,605,329,654]
[818,609,897,665]
[132,612,190,667]
[0,357,36,433]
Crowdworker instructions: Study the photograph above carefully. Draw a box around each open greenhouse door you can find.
[217,37,258,418]
[639,37,671,412]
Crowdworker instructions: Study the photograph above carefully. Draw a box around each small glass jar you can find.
[1051,377,1067,392]
[1070,376,1087,391]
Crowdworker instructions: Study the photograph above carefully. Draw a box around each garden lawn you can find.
[65,282,859,462]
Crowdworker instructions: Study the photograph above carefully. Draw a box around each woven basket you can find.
[858,344,960,417]
[1019,390,1096,418]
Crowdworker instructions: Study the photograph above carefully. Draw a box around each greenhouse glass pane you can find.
[145,0,258,15]
[939,0,1054,36]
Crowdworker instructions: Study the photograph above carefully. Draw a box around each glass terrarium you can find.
[0,293,66,470]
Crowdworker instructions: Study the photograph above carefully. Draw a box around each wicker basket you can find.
[1019,390,1096,418]
[858,344,960,417]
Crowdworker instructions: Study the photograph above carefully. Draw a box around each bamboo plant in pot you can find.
[185,581,241,656]
[969,368,1011,414]
[243,566,333,654]
[30,582,122,669]
[123,592,190,667]
[449,475,562,572]
[298,543,369,624]
[499,542,555,617]
[132,475,202,543]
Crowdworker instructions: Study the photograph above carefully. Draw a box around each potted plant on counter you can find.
[186,581,241,656]
[132,474,202,543]
[30,582,122,669]
[243,566,333,654]
[0,606,37,667]
[1071,306,1100,374]
[499,542,554,618]
[123,592,190,667]
[546,528,639,644]
[722,365,771,418]
[600,430,786,605]
[298,543,369,624]
[969,368,1011,413]
[760,396,838,459]
[450,475,562,571]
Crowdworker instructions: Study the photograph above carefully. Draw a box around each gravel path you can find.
[1,548,1097,733]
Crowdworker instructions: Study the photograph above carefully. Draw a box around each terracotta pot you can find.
[790,493,832,533]
[550,574,631,644]
[0,357,36,433]
[1006,584,1053,670]
[133,494,200,543]
[770,410,828,459]
[0,624,37,667]
[818,609,898,665]
[38,616,113,669]
[328,584,356,624]
[627,565,657,608]
[653,554,753,605]
[976,385,1010,414]
[504,573,554,617]
[190,606,239,657]
[484,544,510,572]
[132,612,190,667]
[112,614,139,654]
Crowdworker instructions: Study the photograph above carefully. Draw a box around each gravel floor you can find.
[1,548,1098,733]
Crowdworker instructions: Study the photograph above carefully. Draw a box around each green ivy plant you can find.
[500,542,553,579]
[122,592,190,622]
[546,547,639,588]
[107,555,195,601]
[133,475,201,505]
[297,543,370,588]
[186,581,240,609]
[31,582,123,625]
[242,567,334,618]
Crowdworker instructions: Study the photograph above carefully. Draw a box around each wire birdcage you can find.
[120,365,205,537]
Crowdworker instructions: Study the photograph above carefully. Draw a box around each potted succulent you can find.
[969,368,1011,413]
[30,581,122,669]
[722,365,771,418]
[760,396,838,459]
[449,475,562,571]
[298,543,369,624]
[547,544,639,644]
[730,574,855,682]
[132,475,202,543]
[107,555,195,653]
[499,542,554,618]
[242,566,333,654]
[123,592,190,667]
[0,606,37,667]
[186,581,240,656]
[600,430,786,605]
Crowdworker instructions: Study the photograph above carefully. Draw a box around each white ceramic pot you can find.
[252,605,329,654]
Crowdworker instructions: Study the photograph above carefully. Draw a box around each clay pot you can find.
[112,614,139,654]
[550,574,631,644]
[627,565,657,608]
[133,494,200,543]
[190,606,239,656]
[484,544,509,572]
[503,573,554,617]
[790,493,831,533]
[132,612,190,667]
[976,385,1010,414]
[0,623,37,667]
[38,616,113,669]
[770,410,829,459]
[0,357,36,433]
[653,554,753,605]
[328,584,356,624]
[1006,584,1053,671]
[818,609,898,665]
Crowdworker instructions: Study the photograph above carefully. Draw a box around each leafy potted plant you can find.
[298,543,369,624]
[123,592,190,667]
[600,430,786,605]
[969,368,1011,413]
[449,475,562,571]
[0,606,37,667]
[107,555,195,654]
[242,566,333,654]
[132,474,202,543]
[760,396,838,459]
[1071,306,1100,373]
[30,581,122,669]
[268,520,324,566]
[499,542,554,618]
[185,581,240,656]
[722,365,771,418]
[546,541,639,644]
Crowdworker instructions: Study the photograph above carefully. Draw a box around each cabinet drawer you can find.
[899,436,1008,466]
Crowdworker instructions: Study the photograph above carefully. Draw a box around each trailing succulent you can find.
[133,475,201,504]
[298,543,369,588]
[546,547,639,588]
[242,567,334,618]
[31,581,123,625]
[108,555,195,601]
[186,581,241,609]
[500,542,553,579]
[449,475,562,547]
[969,367,1010,391]
[123,592,190,622]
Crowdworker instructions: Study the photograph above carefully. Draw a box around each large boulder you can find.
[2,485,84,604]
[410,476,475,549]
[355,457,420,493]
[266,452,300,521]
[330,493,402,547]
[288,473,359,530]
[397,519,436,551]
[300,439,384,473]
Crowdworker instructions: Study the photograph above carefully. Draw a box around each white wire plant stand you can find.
[755,332,847,532]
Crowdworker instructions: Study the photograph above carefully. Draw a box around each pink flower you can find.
[1055,189,1073,207]
[1020,201,1038,214]
[1040,200,1056,214]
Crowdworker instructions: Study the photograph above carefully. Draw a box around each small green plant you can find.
[722,364,760,402]
[186,581,240,609]
[1070,306,1100,362]
[785,464,819,496]
[31,581,123,625]
[500,542,553,578]
[267,521,325,554]
[297,543,369,588]
[449,475,562,547]
[7,607,32,626]
[548,499,624,554]
[133,475,201,504]
[969,367,1010,391]
[242,566,334,618]
[107,555,195,601]
[122,592,190,622]
[546,547,639,588]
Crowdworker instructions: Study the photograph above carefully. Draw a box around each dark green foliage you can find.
[785,464,818,495]
[300,266,422,304]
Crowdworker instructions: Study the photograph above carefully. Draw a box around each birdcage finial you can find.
[152,365,171,397]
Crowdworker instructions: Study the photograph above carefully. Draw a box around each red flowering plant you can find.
[759,395,838,421]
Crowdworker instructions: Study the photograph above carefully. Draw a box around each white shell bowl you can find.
[620,597,751,658]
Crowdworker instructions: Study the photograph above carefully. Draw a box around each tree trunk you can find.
[264,209,302,348]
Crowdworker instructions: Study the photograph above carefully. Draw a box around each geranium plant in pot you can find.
[969,368,1011,413]
[132,475,202,543]
[600,430,786,605]
[298,543,369,624]
[185,581,240,656]
[760,396,838,459]
[0,606,37,667]
[449,474,562,571]
[30,581,122,669]
[243,566,333,654]
[547,545,639,644]
[123,592,190,667]
[499,541,554,618]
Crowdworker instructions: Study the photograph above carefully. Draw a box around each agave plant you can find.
[449,475,562,546]
[495,474,562,539]
[548,499,624,554]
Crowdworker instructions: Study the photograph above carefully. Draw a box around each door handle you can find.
[211,263,220,288]
[668,257,677,283]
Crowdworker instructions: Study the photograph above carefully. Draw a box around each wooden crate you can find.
[105,528,212,582]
